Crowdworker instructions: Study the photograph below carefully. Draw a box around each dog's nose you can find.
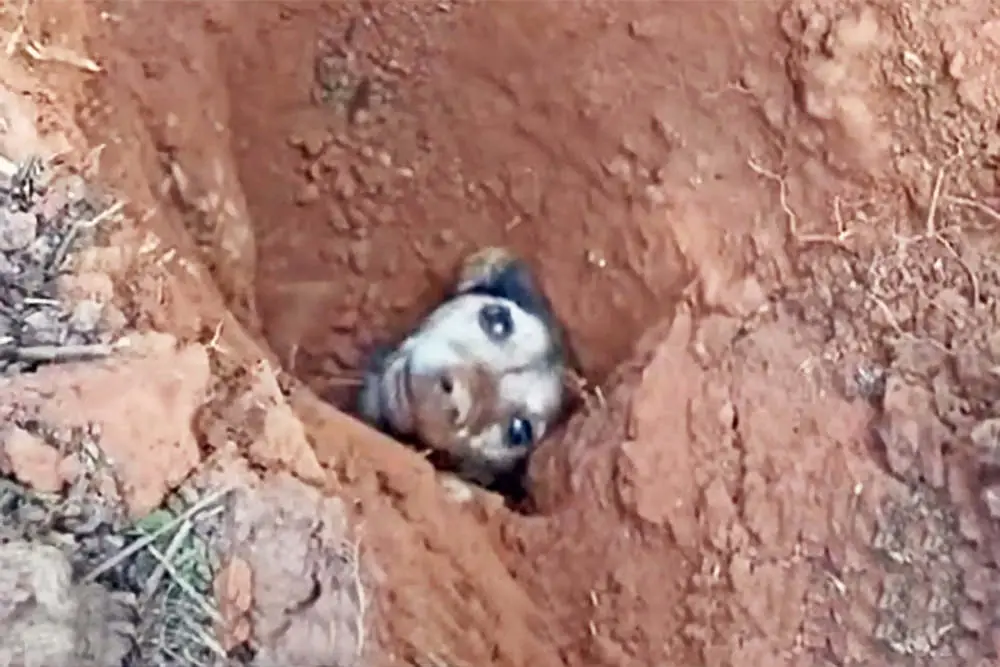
[437,371,454,395]
[409,366,469,425]
[436,372,461,423]
[478,302,513,341]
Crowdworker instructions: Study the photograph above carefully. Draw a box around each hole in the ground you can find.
[81,1,703,505]
[30,1,1000,664]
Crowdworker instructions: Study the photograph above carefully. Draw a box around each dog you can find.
[356,246,568,493]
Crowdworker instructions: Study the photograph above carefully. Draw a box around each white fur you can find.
[376,293,564,472]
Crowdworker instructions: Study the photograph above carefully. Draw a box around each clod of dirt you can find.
[201,359,325,485]
[0,209,37,251]
[0,540,136,667]
[1,425,64,493]
[218,471,369,667]
[783,4,890,171]
[524,308,901,666]
[970,418,1000,468]
[877,375,950,487]
[0,338,211,516]
[0,87,46,163]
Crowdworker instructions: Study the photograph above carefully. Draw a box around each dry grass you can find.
[0,430,233,667]
[121,487,232,666]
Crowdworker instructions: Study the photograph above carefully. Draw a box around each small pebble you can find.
[334,170,357,199]
[63,175,89,203]
[349,239,371,273]
[0,253,20,277]
[302,130,329,159]
[295,182,321,206]
[332,306,358,332]
[23,309,63,345]
[69,299,105,334]
[0,209,38,251]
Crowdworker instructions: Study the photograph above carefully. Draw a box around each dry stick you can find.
[84,486,233,583]
[350,536,370,659]
[22,297,59,306]
[920,150,981,309]
[50,199,125,273]
[925,149,964,236]
[134,539,224,626]
[747,157,852,246]
[925,161,948,236]
[179,613,228,659]
[327,375,365,387]
[422,654,455,667]
[934,232,981,310]
[942,194,1000,225]
[141,517,196,605]
[747,157,799,236]
[12,343,113,363]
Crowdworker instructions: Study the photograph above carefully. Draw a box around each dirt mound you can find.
[1,0,1000,665]
[0,539,135,667]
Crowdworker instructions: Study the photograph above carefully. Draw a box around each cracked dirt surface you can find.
[1,0,1000,665]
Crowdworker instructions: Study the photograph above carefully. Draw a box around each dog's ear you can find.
[455,247,552,323]
[356,342,394,431]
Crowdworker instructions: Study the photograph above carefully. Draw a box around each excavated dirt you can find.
[3,0,1000,665]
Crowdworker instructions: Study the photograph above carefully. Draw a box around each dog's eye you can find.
[506,417,534,447]
[478,302,514,342]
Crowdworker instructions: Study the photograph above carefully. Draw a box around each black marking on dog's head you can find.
[456,256,565,363]
[356,341,398,436]
[457,257,549,319]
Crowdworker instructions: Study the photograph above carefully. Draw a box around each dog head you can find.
[357,248,567,486]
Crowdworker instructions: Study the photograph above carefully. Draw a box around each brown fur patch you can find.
[410,363,502,459]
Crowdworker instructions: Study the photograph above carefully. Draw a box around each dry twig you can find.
[747,157,854,246]
[22,39,101,72]
[564,368,605,412]
[942,194,1000,226]
[140,518,196,606]
[924,149,963,236]
[5,342,113,363]
[747,157,799,236]
[348,534,368,659]
[141,539,224,627]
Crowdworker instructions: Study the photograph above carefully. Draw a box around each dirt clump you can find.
[523,306,885,665]
[0,539,136,667]
[0,340,209,516]
[215,470,368,667]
